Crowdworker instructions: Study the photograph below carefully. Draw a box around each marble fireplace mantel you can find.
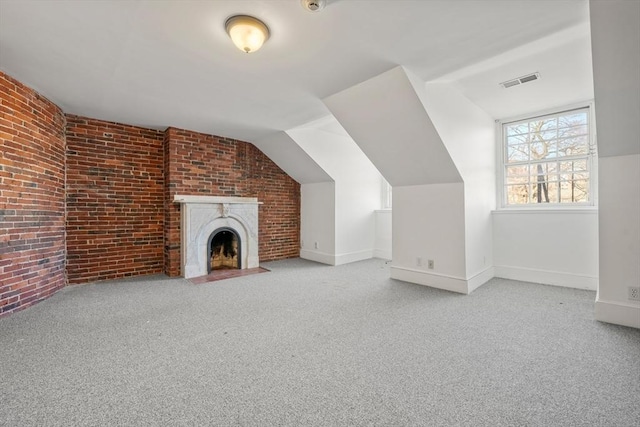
[173,195,262,278]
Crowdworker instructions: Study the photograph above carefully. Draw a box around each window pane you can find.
[507,144,529,162]
[560,180,589,203]
[507,134,529,145]
[506,184,531,204]
[561,172,589,182]
[546,182,560,203]
[560,159,588,172]
[558,112,588,128]
[506,123,528,137]
[530,141,552,160]
[507,175,529,185]
[547,141,559,158]
[533,162,558,181]
[558,124,588,138]
[537,129,557,141]
[573,180,589,202]
[531,181,554,203]
[506,165,529,176]
[557,136,589,156]
[529,119,556,133]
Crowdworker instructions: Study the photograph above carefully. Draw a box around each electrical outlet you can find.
[629,287,640,301]
[416,257,423,267]
[427,259,434,270]
[314,242,319,249]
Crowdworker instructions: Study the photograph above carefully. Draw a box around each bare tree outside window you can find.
[503,108,593,206]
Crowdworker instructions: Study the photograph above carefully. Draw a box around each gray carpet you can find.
[1,258,639,426]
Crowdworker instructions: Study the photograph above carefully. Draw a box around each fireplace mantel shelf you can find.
[173,195,262,205]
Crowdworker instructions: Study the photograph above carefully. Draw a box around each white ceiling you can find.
[0,0,592,143]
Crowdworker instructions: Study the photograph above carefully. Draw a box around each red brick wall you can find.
[0,72,66,316]
[164,127,300,276]
[1,71,300,314]
[65,116,164,284]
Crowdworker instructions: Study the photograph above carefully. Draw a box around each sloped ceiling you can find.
[324,66,462,187]
[253,132,333,184]
[0,1,593,184]
[441,23,594,121]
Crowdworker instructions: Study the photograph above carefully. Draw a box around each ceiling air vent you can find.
[500,72,540,89]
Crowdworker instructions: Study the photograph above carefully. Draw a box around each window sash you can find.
[499,106,595,207]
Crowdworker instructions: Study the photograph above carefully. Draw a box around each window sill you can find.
[492,207,598,215]
[375,209,392,213]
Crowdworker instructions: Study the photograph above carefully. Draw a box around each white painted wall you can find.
[590,0,640,328]
[422,82,496,282]
[253,131,332,184]
[493,210,599,290]
[300,182,336,264]
[324,66,462,187]
[374,209,392,260]
[390,183,469,293]
[326,67,497,293]
[596,155,640,327]
[291,127,382,265]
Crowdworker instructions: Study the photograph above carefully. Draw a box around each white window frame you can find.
[496,101,598,210]
[381,178,392,209]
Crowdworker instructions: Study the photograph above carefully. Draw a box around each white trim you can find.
[491,208,597,215]
[335,249,374,265]
[373,249,392,260]
[496,101,597,209]
[174,195,261,205]
[595,298,640,329]
[300,249,336,266]
[494,265,597,291]
[300,249,374,266]
[381,178,392,209]
[390,266,493,295]
[391,266,469,294]
[498,100,594,126]
[467,267,496,293]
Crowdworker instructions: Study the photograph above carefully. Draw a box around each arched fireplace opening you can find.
[208,228,241,272]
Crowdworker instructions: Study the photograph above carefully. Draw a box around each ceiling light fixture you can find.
[225,15,270,54]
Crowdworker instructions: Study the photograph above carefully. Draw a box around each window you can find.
[381,178,392,209]
[500,106,596,207]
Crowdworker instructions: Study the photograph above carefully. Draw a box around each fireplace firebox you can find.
[208,228,240,272]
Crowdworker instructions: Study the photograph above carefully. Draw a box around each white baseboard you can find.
[334,249,373,266]
[300,249,336,266]
[595,298,640,329]
[390,266,470,294]
[373,248,392,260]
[300,249,374,266]
[467,267,495,293]
[494,265,598,291]
[390,266,494,295]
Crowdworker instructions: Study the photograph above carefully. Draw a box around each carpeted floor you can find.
[1,258,639,426]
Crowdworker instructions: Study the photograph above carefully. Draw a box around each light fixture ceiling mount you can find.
[225,15,270,53]
[300,0,326,12]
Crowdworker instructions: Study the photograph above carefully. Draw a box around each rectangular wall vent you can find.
[500,72,540,89]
